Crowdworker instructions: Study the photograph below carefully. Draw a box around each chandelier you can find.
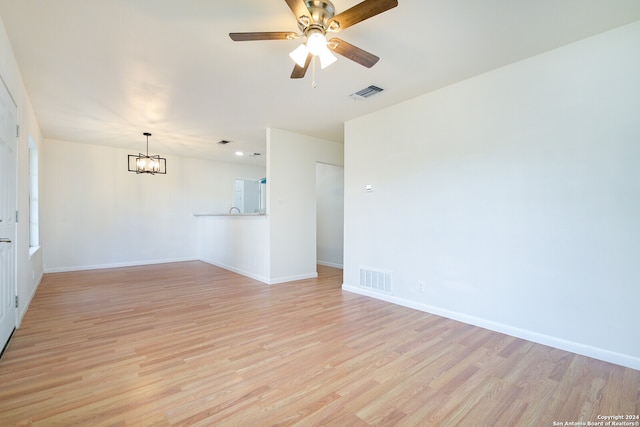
[127,132,166,175]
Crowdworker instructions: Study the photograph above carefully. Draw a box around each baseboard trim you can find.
[317,260,344,269]
[18,271,43,326]
[268,272,318,285]
[198,258,270,284]
[43,257,198,274]
[199,258,319,285]
[342,283,640,371]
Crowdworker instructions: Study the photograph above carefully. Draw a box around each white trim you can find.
[18,271,42,326]
[268,272,318,285]
[43,257,197,273]
[199,258,319,285]
[199,257,270,284]
[317,260,343,269]
[342,283,640,371]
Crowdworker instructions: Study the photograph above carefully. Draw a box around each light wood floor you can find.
[0,262,638,426]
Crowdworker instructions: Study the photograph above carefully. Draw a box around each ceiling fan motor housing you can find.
[298,0,337,34]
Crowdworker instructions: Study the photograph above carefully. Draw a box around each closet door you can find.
[0,78,17,353]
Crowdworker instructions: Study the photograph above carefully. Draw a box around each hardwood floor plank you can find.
[0,261,637,426]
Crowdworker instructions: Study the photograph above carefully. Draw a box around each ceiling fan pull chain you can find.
[311,56,318,88]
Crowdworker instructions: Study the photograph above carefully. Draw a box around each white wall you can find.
[343,21,640,369]
[196,215,269,282]
[197,129,343,284]
[267,128,343,283]
[316,163,344,268]
[0,17,44,324]
[42,138,265,272]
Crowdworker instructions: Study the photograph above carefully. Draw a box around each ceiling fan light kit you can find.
[229,0,398,79]
[289,44,310,67]
[289,31,337,69]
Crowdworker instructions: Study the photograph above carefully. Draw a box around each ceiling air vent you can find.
[350,85,383,101]
[217,139,232,145]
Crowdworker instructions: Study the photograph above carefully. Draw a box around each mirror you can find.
[233,178,266,213]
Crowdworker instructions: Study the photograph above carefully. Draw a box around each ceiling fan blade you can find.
[290,54,312,79]
[284,0,311,21]
[329,38,379,68]
[328,0,398,31]
[229,32,297,41]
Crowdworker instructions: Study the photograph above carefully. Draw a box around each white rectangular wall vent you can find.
[359,267,392,294]
[350,85,384,100]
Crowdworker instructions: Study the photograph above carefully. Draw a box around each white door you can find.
[0,78,17,351]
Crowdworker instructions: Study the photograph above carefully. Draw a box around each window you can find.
[29,137,39,251]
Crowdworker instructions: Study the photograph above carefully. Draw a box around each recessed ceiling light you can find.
[235,151,244,156]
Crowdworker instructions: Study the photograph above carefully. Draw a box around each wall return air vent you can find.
[350,85,383,101]
[359,267,392,294]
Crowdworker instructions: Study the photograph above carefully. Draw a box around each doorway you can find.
[315,162,344,270]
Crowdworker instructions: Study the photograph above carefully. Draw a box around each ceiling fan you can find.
[229,0,398,79]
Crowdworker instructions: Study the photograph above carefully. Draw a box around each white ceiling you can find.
[1,1,639,166]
